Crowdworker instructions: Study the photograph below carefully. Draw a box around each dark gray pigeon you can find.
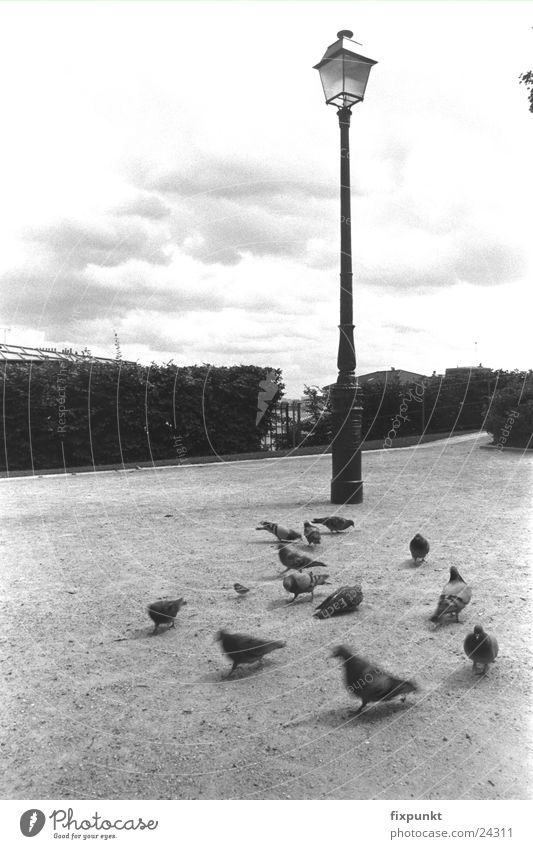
[409,533,430,564]
[147,598,186,634]
[256,521,302,542]
[313,517,354,533]
[277,542,327,573]
[233,583,250,596]
[331,646,418,715]
[314,584,363,619]
[283,571,329,602]
[216,629,286,675]
[463,625,499,674]
[303,521,321,546]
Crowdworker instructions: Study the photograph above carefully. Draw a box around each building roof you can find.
[0,343,133,365]
[356,368,428,386]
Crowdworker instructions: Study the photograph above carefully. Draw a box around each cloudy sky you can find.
[0,0,531,396]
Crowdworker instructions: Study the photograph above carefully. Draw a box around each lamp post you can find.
[314,30,377,504]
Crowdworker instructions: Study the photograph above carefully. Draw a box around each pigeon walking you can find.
[256,521,302,542]
[464,625,499,674]
[430,566,472,624]
[303,521,321,546]
[283,571,330,602]
[313,517,354,533]
[410,533,430,564]
[233,583,250,596]
[277,543,327,573]
[216,629,286,676]
[314,584,363,619]
[147,598,186,634]
[331,646,418,715]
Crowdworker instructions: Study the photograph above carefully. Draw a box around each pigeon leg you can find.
[227,661,239,677]
[152,624,159,635]
[170,620,175,629]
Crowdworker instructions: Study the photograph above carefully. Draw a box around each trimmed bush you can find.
[0,360,283,472]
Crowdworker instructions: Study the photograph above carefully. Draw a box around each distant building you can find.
[0,343,134,365]
[444,365,493,381]
[355,367,428,387]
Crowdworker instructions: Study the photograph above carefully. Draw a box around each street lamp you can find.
[314,30,377,504]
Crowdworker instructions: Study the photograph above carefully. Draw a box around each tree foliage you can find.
[299,385,333,446]
[1,360,284,472]
[519,70,533,113]
[485,375,533,448]
[289,370,532,448]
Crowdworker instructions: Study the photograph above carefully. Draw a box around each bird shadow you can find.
[250,538,281,545]
[312,608,361,621]
[444,664,495,689]
[257,572,286,582]
[317,700,412,726]
[399,557,419,570]
[199,660,275,683]
[266,596,313,611]
[112,626,176,641]
[428,616,464,631]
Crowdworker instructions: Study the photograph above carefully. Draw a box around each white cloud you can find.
[0,0,531,396]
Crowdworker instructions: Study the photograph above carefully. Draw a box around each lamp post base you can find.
[330,383,363,505]
[331,478,363,505]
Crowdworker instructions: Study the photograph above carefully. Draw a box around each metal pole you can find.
[330,106,363,504]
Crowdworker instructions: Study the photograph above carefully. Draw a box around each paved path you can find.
[1,434,531,799]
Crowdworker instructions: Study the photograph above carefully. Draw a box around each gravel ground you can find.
[1,432,531,800]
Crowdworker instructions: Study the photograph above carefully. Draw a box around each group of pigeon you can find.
[146,520,499,716]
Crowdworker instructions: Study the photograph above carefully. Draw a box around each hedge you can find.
[1,360,283,472]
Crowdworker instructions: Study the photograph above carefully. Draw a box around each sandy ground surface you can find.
[1,432,532,800]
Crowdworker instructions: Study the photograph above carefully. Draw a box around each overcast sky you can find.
[0,0,531,396]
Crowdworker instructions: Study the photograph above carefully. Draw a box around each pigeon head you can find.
[473,625,486,636]
[215,629,228,642]
[449,566,464,581]
[347,520,355,528]
[331,645,355,660]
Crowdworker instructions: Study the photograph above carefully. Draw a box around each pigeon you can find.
[277,542,328,573]
[216,629,286,675]
[313,517,354,533]
[233,583,250,596]
[314,584,363,619]
[147,598,186,634]
[410,533,430,564]
[256,521,302,542]
[303,521,321,546]
[331,646,418,715]
[282,571,330,602]
[430,566,472,624]
[464,625,499,674]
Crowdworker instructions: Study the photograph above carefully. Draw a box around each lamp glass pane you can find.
[318,58,344,103]
[343,56,372,101]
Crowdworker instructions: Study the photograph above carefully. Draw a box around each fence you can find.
[261,401,302,451]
